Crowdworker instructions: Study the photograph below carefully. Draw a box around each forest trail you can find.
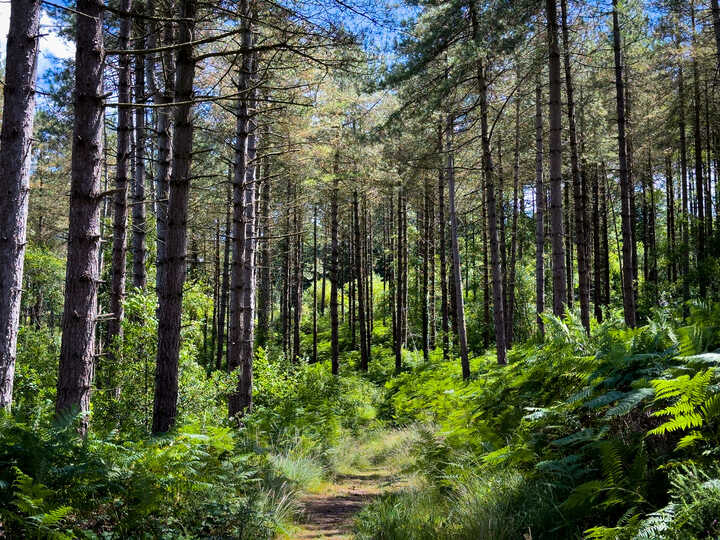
[286,429,417,539]
[293,469,396,539]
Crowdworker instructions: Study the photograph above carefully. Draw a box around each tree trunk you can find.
[216,179,231,371]
[446,116,470,378]
[666,153,676,282]
[108,0,133,348]
[132,3,147,290]
[547,0,568,316]
[476,53,507,365]
[421,175,430,361]
[313,205,318,362]
[561,0,589,332]
[330,150,340,375]
[679,66,690,306]
[592,166,602,321]
[0,0,41,410]
[354,191,369,371]
[56,0,105,432]
[228,8,258,415]
[535,75,545,336]
[256,151,272,348]
[507,96,520,347]
[611,0,637,327]
[437,124,449,360]
[152,0,196,433]
[152,3,175,295]
[691,3,706,296]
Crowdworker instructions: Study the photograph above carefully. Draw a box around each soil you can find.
[292,469,400,539]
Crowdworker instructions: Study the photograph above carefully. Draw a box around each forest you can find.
[2,0,720,537]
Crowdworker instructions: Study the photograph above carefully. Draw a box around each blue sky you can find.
[0,2,75,73]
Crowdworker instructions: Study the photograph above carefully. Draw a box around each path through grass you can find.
[285,428,419,539]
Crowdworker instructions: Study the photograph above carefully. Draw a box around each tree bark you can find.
[229,7,258,415]
[354,191,369,370]
[132,2,147,290]
[0,0,41,410]
[611,0,637,327]
[437,124,449,360]
[108,0,133,348]
[691,2,706,296]
[216,178,231,371]
[57,0,105,431]
[547,0,568,316]
[561,0,589,332]
[152,0,196,433]
[535,75,545,336]
[330,149,340,375]
[256,151,272,348]
[446,116,470,378]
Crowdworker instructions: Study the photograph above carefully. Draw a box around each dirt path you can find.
[292,468,402,539]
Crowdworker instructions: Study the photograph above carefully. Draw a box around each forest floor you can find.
[284,429,418,539]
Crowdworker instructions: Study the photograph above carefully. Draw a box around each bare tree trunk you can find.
[152,0,196,433]
[507,97,520,347]
[0,0,41,410]
[611,0,637,327]
[535,75,545,337]
[256,151,272,348]
[547,0,567,316]
[313,205,318,362]
[561,0,589,332]
[330,149,340,375]
[152,5,175,294]
[229,7,258,415]
[691,2,706,296]
[108,0,133,348]
[437,125,449,360]
[666,153,676,282]
[354,191,369,371]
[592,166,603,321]
[679,66,690,306]
[421,176,430,361]
[57,0,105,431]
[132,2,147,290]
[428,185,436,349]
[446,116,470,378]
[216,179,231,371]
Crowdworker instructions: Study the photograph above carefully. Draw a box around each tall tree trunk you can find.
[679,66,690,306]
[354,191,369,370]
[472,46,507,364]
[601,164,611,308]
[56,0,105,431]
[421,176,430,361]
[108,0,133,348]
[666,153,676,283]
[313,205,318,362]
[132,3,147,290]
[611,0,637,327]
[507,97,520,347]
[330,150,340,375]
[152,0,196,433]
[152,3,175,294]
[437,125,450,360]
[592,166,603,321]
[547,0,567,315]
[256,151,272,348]
[446,116,470,378]
[561,0,589,331]
[228,8,258,415]
[691,2,706,295]
[0,0,41,409]
[535,75,545,336]
[428,184,436,349]
[216,179,231,371]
